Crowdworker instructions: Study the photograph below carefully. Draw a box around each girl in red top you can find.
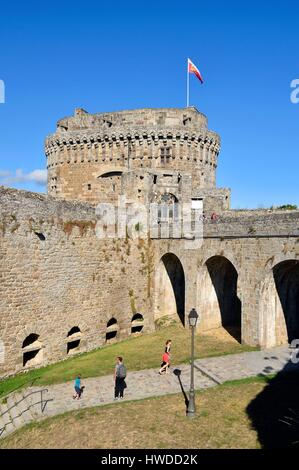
[159,340,172,375]
[159,352,170,375]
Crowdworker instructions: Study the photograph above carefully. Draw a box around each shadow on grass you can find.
[246,358,299,448]
[173,368,189,411]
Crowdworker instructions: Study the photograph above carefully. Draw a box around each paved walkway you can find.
[25,344,299,416]
[1,344,299,438]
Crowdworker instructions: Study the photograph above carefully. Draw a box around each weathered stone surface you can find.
[45,107,225,206]
[0,107,299,377]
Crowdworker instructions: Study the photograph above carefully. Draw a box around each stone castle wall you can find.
[1,186,299,377]
[1,106,299,378]
[0,187,153,376]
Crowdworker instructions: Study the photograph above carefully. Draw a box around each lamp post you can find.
[187,308,199,418]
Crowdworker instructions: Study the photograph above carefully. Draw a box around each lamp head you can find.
[188,308,199,327]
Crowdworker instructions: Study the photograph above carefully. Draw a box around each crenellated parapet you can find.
[45,107,221,203]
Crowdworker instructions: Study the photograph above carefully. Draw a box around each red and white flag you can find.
[188,58,204,84]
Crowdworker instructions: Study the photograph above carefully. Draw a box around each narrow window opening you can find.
[23,350,41,367]
[106,318,118,342]
[67,339,81,354]
[35,232,45,241]
[106,330,117,341]
[22,333,39,348]
[22,333,43,368]
[160,147,171,166]
[66,326,82,355]
[67,326,81,337]
[131,313,144,334]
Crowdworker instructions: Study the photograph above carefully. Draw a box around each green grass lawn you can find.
[0,377,267,449]
[0,323,257,398]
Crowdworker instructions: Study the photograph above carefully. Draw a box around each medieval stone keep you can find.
[1,106,299,377]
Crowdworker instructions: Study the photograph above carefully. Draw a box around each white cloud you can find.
[0,169,47,186]
[0,170,11,178]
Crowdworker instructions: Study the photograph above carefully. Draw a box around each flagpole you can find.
[187,58,189,107]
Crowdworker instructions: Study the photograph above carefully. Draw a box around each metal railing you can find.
[0,388,53,437]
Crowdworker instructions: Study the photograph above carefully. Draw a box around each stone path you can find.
[1,344,299,439]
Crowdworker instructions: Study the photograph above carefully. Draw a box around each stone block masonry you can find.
[0,187,153,376]
[1,186,299,377]
[1,106,299,377]
[45,107,222,204]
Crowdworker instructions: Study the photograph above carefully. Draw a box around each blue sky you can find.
[0,0,298,208]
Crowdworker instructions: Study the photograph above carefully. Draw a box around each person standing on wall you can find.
[114,356,127,400]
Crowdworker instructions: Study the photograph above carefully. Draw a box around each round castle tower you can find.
[45,107,221,204]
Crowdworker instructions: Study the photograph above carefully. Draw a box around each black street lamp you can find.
[187,308,199,418]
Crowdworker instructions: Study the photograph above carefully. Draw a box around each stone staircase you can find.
[0,388,53,439]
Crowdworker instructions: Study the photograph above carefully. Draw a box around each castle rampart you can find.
[1,185,299,376]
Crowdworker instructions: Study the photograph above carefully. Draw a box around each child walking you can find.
[159,339,172,375]
[159,351,170,375]
[73,374,82,399]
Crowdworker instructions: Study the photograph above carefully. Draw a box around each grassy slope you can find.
[0,323,257,398]
[0,378,266,449]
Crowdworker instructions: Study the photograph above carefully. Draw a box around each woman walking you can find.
[159,339,172,375]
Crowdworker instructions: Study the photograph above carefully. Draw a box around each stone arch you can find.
[22,333,39,348]
[98,171,123,190]
[274,260,299,342]
[97,169,124,202]
[67,326,81,337]
[198,255,241,342]
[98,171,123,179]
[106,317,119,342]
[66,326,82,355]
[260,259,299,347]
[97,166,125,178]
[22,333,43,368]
[131,313,144,334]
[153,192,179,204]
[154,252,185,326]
